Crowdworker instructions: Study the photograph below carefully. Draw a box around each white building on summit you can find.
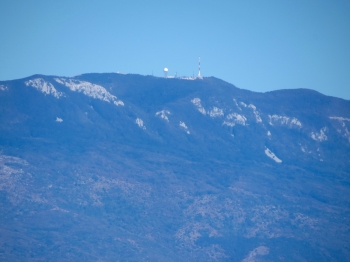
[163,68,168,78]
[163,58,203,80]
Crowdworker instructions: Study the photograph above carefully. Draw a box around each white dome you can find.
[163,68,168,72]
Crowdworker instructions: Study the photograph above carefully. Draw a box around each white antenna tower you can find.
[198,57,203,79]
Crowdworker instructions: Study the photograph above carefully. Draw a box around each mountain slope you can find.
[0,73,349,261]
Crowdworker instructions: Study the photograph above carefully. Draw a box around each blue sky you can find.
[1,0,350,99]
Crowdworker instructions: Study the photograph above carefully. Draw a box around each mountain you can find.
[0,73,349,261]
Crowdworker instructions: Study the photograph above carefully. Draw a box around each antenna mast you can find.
[198,57,201,78]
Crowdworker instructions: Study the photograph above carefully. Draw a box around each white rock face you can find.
[54,78,124,106]
[268,115,302,128]
[248,104,262,123]
[300,145,311,154]
[55,117,63,122]
[253,111,262,123]
[265,148,282,163]
[191,98,206,115]
[25,78,64,98]
[114,101,124,106]
[179,121,190,134]
[233,99,242,110]
[329,116,350,142]
[344,128,350,143]
[242,246,270,262]
[240,102,247,107]
[223,113,247,127]
[329,116,350,122]
[290,118,302,126]
[208,107,224,118]
[155,110,170,122]
[311,127,328,142]
[248,104,256,110]
[135,118,146,130]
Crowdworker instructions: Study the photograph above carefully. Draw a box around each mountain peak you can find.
[0,73,349,261]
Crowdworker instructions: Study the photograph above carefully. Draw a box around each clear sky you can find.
[1,0,350,99]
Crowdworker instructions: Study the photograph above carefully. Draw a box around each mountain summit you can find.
[0,73,350,261]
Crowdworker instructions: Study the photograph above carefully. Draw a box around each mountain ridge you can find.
[0,73,349,261]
